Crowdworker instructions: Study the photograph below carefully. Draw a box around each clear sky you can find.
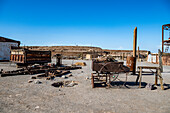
[0,0,170,53]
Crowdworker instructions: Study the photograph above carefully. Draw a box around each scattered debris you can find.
[0,64,81,78]
[35,80,42,84]
[35,106,40,109]
[67,74,72,77]
[73,62,86,66]
[52,81,64,87]
[95,56,116,62]
[86,77,90,80]
[16,94,22,96]
[61,75,67,79]
[51,81,78,87]
[67,81,78,87]
[28,80,33,83]
[145,83,155,90]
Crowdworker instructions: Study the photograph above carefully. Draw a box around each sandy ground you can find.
[0,59,170,113]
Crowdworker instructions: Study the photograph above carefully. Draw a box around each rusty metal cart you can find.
[91,60,130,88]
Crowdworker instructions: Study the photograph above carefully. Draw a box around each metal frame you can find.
[162,24,170,53]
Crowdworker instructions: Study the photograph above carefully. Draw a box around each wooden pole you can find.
[162,25,164,53]
[122,53,124,61]
[132,27,137,75]
[158,49,163,72]
[137,46,140,62]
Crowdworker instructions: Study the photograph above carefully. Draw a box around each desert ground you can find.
[0,59,170,113]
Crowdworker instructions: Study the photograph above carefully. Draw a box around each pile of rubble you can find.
[51,81,78,87]
[0,64,82,79]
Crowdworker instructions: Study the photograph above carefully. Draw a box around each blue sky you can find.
[0,0,170,53]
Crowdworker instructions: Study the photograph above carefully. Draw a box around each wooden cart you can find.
[10,48,51,67]
[91,60,130,88]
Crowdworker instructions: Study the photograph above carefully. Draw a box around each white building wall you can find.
[0,42,18,60]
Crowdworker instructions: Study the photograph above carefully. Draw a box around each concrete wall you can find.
[0,42,18,60]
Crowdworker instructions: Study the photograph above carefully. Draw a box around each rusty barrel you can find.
[126,56,135,72]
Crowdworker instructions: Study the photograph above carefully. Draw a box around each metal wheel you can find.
[99,62,128,88]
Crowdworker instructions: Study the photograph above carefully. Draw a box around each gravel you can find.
[0,59,170,113]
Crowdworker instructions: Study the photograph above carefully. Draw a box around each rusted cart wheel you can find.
[99,62,128,88]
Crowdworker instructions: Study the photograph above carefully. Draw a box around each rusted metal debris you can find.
[0,64,81,77]
[91,59,130,88]
[51,81,78,87]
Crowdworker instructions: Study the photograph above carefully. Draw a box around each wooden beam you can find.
[132,27,137,75]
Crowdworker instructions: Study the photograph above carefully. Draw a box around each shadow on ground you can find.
[93,81,170,90]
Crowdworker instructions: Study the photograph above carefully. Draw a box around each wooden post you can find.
[162,25,164,53]
[137,46,140,62]
[81,52,83,60]
[158,68,164,90]
[147,51,149,61]
[139,67,142,88]
[122,53,124,60]
[155,69,158,85]
[158,49,163,72]
[132,27,137,75]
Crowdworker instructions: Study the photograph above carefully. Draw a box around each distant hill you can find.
[21,46,149,59]
[22,46,103,57]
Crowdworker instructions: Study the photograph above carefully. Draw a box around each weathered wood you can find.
[155,69,158,85]
[158,69,164,90]
[137,66,164,90]
[122,53,124,60]
[158,49,163,72]
[137,46,140,62]
[139,67,142,88]
[55,70,70,77]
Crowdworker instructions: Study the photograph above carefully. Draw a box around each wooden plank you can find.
[158,49,163,72]
[155,69,158,85]
[137,66,159,69]
[139,67,142,88]
[158,69,164,90]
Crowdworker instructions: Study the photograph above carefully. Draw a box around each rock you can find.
[52,82,63,87]
[145,83,154,90]
[67,81,78,87]
[35,80,42,84]
[35,106,39,109]
[61,75,67,79]
[67,74,72,77]
[86,77,89,80]
[31,76,36,79]
[74,62,86,66]
[16,94,22,96]
[28,80,33,83]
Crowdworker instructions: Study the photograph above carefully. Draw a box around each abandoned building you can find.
[0,36,20,61]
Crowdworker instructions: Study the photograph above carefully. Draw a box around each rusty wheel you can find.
[99,62,128,88]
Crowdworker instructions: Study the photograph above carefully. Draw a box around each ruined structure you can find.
[0,36,20,61]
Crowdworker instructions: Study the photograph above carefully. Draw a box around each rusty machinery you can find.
[162,24,170,53]
[91,60,130,88]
